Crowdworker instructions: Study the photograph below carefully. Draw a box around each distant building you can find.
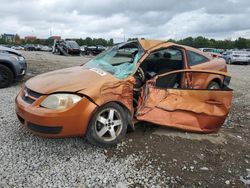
[49,36,61,40]
[2,33,15,42]
[24,36,37,42]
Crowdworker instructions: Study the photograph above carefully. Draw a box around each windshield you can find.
[67,41,79,48]
[83,42,144,79]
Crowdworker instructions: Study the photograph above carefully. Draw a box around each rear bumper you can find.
[15,89,97,137]
[231,59,250,63]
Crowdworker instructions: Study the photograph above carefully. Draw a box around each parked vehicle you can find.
[24,44,36,51]
[52,40,81,56]
[222,50,250,65]
[11,46,24,50]
[199,48,224,54]
[15,40,232,147]
[40,45,52,52]
[34,44,41,51]
[85,45,106,55]
[80,45,87,55]
[0,46,27,88]
[199,48,215,53]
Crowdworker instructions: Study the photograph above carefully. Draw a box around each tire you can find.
[228,59,232,65]
[86,102,128,147]
[0,64,14,88]
[207,82,220,89]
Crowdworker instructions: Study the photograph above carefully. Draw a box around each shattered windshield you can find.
[83,42,144,79]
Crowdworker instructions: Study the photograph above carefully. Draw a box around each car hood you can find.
[0,46,22,56]
[25,66,117,95]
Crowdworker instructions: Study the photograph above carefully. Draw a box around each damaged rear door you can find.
[136,70,233,132]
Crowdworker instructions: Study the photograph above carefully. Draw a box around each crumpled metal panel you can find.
[100,78,135,112]
[136,86,233,132]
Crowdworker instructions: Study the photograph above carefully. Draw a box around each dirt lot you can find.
[1,51,250,187]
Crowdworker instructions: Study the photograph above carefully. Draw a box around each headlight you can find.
[40,94,82,110]
[18,56,25,61]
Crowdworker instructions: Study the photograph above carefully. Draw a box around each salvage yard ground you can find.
[0,51,250,187]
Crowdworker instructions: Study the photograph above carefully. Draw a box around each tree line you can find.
[0,36,114,47]
[169,36,250,49]
[128,36,250,49]
[2,35,250,49]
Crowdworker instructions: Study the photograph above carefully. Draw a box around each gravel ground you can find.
[0,51,250,187]
[0,87,169,187]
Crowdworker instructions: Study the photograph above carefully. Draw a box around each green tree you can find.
[235,37,247,49]
[85,37,92,46]
[179,37,194,46]
[193,36,210,48]
[108,38,114,46]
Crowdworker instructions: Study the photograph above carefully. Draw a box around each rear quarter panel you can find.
[190,58,227,88]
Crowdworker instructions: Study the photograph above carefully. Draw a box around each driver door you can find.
[135,70,233,132]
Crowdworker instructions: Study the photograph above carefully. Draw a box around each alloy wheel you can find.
[94,108,123,142]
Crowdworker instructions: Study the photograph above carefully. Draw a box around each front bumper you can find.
[15,88,97,137]
[16,60,27,79]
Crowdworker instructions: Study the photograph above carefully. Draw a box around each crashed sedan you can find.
[15,40,233,146]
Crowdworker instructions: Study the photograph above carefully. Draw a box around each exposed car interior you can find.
[137,47,184,83]
[133,47,185,107]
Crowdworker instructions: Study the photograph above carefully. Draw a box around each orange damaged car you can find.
[15,40,233,146]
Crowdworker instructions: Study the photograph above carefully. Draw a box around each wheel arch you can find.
[95,100,134,131]
[208,77,222,88]
[0,60,16,78]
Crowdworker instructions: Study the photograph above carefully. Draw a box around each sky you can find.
[1,0,250,42]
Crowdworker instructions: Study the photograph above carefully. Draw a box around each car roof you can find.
[138,39,211,59]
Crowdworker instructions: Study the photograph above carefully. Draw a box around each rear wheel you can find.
[207,82,220,89]
[86,102,128,147]
[0,64,14,88]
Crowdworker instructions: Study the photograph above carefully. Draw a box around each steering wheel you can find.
[135,67,146,83]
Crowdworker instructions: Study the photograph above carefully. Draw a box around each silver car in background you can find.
[223,50,250,65]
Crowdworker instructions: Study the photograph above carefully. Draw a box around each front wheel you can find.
[0,64,14,88]
[86,102,128,147]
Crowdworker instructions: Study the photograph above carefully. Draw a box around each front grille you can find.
[27,122,62,134]
[22,87,42,104]
[21,95,35,104]
[26,88,41,99]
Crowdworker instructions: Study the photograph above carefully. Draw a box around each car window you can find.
[188,51,209,66]
[148,48,182,61]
